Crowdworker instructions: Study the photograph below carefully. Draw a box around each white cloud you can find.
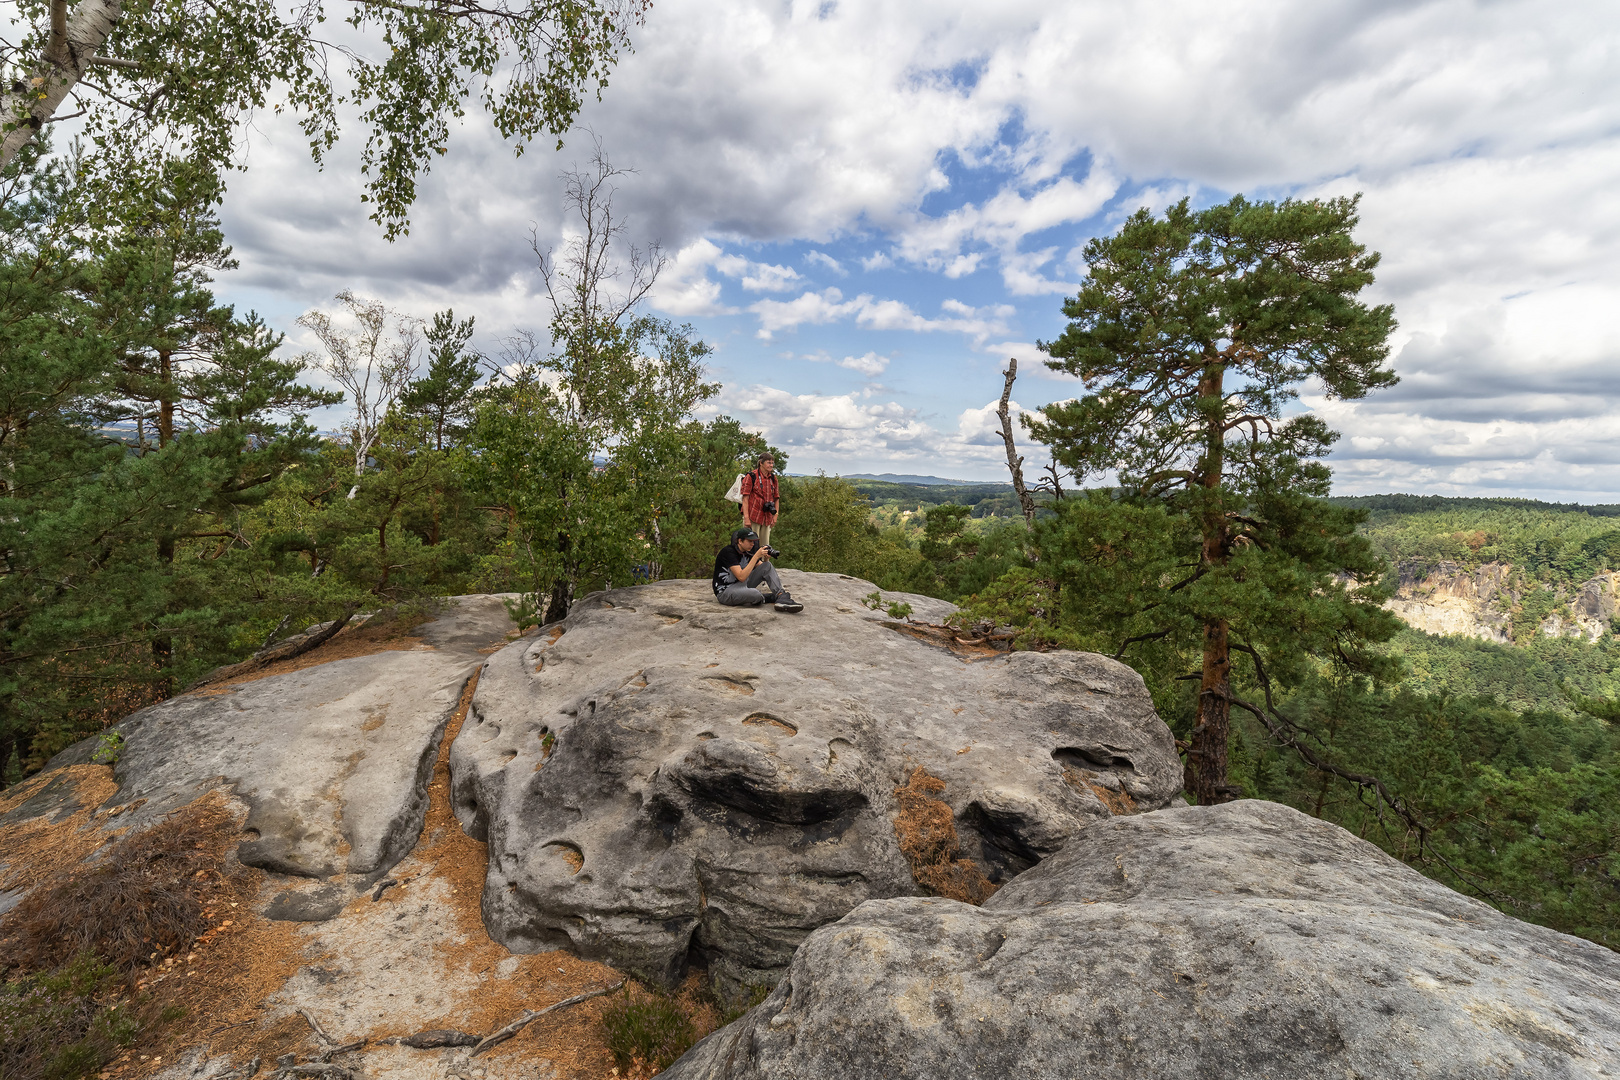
[749,288,868,337]
[716,384,1044,476]
[203,0,1620,497]
[889,169,1120,293]
[804,251,846,275]
[801,350,890,377]
[749,290,1014,343]
[652,239,740,316]
[713,252,803,292]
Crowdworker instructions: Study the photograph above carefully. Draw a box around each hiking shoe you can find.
[773,592,803,613]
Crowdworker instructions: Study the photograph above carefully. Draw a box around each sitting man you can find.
[713,527,803,612]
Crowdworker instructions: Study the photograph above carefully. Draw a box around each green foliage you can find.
[1025,193,1400,800]
[1389,632,1620,714]
[1242,679,1620,947]
[1335,497,1620,587]
[852,479,1020,518]
[599,986,697,1073]
[916,504,1027,601]
[772,475,928,593]
[861,592,913,621]
[0,953,139,1080]
[8,0,647,239]
[89,731,124,767]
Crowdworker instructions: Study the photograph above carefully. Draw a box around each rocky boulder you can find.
[18,595,515,917]
[450,571,1182,993]
[664,800,1620,1079]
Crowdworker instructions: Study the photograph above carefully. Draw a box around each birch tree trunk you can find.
[1,0,126,168]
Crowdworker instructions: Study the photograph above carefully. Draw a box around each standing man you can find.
[740,454,780,548]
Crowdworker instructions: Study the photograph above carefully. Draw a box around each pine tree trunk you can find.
[152,532,175,695]
[1187,615,1234,803]
[152,350,175,692]
[543,576,572,625]
[158,351,174,448]
[1184,360,1236,804]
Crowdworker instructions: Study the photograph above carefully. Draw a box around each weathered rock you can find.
[665,799,1620,1080]
[398,1029,480,1049]
[450,571,1181,993]
[27,595,515,891]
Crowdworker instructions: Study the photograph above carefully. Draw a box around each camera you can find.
[761,500,777,514]
[766,545,780,558]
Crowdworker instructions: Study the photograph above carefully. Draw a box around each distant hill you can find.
[845,473,1011,487]
[1331,493,1620,517]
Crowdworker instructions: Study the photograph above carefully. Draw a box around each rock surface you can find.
[665,799,1620,1080]
[1384,560,1620,643]
[30,595,515,888]
[450,571,1182,993]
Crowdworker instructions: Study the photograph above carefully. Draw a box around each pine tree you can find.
[1029,195,1402,803]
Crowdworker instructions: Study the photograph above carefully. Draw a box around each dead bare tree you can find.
[1034,460,1070,500]
[298,291,420,498]
[531,134,665,436]
[997,358,1038,524]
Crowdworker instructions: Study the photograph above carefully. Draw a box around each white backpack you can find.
[723,473,746,504]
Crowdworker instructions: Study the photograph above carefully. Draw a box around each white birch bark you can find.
[1,0,126,168]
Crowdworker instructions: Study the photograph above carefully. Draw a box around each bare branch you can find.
[997,359,1037,525]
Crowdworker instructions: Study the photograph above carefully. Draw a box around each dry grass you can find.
[0,793,250,980]
[0,765,121,896]
[891,769,996,906]
[1087,782,1137,816]
[196,610,432,694]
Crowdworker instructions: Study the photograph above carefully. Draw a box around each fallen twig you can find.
[320,1040,365,1062]
[298,1008,336,1047]
[371,878,399,901]
[469,980,625,1057]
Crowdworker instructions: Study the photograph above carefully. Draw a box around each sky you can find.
[209,0,1620,498]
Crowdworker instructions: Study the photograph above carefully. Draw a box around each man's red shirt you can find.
[741,469,780,525]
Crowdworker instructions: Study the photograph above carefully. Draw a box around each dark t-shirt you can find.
[713,544,746,594]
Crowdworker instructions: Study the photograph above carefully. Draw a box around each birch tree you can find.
[298,290,419,497]
[1,0,650,237]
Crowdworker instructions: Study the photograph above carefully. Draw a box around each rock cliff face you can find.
[1384,561,1619,642]
[449,571,1183,993]
[665,800,1620,1080]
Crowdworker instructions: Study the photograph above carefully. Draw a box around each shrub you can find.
[600,985,698,1073]
[0,952,139,1080]
[0,796,243,978]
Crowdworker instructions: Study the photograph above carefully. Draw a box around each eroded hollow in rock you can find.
[742,713,798,735]
[545,840,585,875]
[1053,745,1134,770]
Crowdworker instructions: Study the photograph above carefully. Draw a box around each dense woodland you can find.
[2,141,1616,956]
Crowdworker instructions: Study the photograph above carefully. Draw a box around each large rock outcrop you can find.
[18,596,514,907]
[450,571,1182,992]
[665,800,1620,1080]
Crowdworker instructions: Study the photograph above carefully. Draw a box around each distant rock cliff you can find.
[1384,561,1619,643]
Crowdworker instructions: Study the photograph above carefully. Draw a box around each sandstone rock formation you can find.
[1384,560,1620,643]
[450,571,1182,994]
[22,595,515,913]
[665,800,1620,1080]
[1384,560,1514,641]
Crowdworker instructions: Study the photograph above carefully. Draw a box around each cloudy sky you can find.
[211,0,1620,498]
